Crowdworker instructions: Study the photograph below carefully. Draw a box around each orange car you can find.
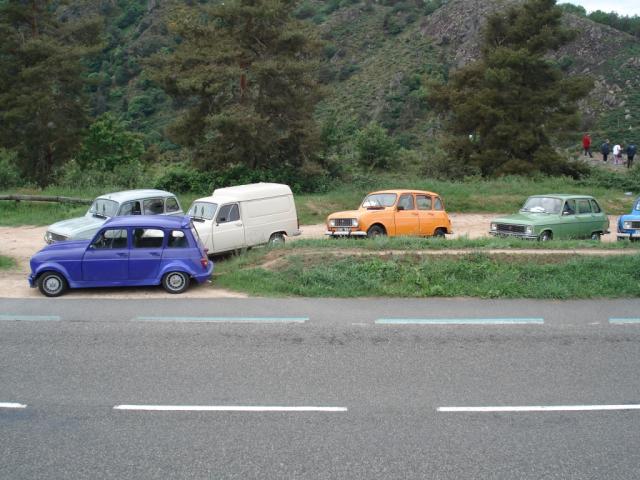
[325,189,453,238]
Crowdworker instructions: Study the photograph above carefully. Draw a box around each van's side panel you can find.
[242,195,297,246]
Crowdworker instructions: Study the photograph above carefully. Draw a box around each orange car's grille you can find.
[333,219,354,227]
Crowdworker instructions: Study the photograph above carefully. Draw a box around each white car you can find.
[188,183,300,255]
[44,189,183,244]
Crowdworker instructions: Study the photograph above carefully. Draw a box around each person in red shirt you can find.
[582,133,593,158]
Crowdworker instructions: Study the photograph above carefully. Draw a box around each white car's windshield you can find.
[188,202,217,220]
[88,199,119,219]
[361,193,397,209]
[520,197,562,214]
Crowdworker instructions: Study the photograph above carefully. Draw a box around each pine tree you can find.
[150,0,324,172]
[430,0,592,176]
[0,1,101,186]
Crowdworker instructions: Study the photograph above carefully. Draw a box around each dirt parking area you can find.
[0,214,620,299]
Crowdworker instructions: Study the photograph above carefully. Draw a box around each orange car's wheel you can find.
[367,225,386,238]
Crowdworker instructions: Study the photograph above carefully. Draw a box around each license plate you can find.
[337,227,350,232]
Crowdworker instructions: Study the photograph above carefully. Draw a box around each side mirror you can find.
[397,205,405,211]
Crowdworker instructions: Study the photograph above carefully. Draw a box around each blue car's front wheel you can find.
[37,272,67,297]
[162,271,190,294]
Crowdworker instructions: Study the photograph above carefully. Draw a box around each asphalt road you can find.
[2,298,640,479]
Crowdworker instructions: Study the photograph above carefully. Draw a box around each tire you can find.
[434,228,447,238]
[591,232,602,241]
[538,230,552,242]
[37,271,67,297]
[268,233,285,246]
[367,225,386,238]
[162,271,190,294]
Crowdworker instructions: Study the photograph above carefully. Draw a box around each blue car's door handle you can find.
[149,252,161,257]
[116,252,128,258]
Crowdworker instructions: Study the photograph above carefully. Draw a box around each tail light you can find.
[200,257,208,269]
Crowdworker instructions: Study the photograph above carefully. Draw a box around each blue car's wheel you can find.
[37,272,67,297]
[162,271,190,294]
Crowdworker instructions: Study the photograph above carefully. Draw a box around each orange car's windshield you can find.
[361,193,397,209]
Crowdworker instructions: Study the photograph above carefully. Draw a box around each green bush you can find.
[58,114,145,189]
[355,122,398,170]
[0,149,22,189]
[154,164,212,194]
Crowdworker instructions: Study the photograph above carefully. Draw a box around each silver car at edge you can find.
[44,189,183,244]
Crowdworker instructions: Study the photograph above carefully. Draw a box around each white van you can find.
[187,183,301,255]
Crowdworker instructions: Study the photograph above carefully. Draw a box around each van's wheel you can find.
[591,232,602,241]
[268,233,285,246]
[434,228,446,238]
[162,271,190,294]
[37,272,67,297]
[367,225,386,238]
[538,230,552,242]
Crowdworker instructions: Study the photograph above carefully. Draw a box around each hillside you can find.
[79,0,640,153]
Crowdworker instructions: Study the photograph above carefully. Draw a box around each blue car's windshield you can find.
[88,199,119,219]
[520,197,562,214]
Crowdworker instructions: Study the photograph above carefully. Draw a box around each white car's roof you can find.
[96,189,176,203]
[211,183,292,202]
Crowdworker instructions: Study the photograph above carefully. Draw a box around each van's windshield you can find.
[188,202,217,220]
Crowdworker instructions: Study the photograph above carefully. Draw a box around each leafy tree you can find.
[59,113,145,188]
[430,0,592,176]
[150,0,324,172]
[355,122,398,170]
[0,0,101,185]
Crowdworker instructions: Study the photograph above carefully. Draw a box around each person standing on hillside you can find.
[613,143,622,165]
[627,142,637,169]
[601,139,610,162]
[582,133,593,157]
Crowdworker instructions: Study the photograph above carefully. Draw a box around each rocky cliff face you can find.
[415,0,639,133]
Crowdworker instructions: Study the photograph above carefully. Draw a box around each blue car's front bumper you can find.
[28,274,36,288]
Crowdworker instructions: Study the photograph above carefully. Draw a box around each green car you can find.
[489,194,609,241]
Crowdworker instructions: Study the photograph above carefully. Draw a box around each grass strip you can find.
[215,251,640,299]
[0,255,16,270]
[289,237,640,250]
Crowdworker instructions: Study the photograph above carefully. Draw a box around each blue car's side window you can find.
[168,230,188,248]
[92,229,128,249]
[132,228,164,249]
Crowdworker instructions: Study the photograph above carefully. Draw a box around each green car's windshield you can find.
[520,197,562,214]
[361,193,397,209]
[88,199,119,219]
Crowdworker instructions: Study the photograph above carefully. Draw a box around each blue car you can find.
[29,216,213,297]
[617,196,640,241]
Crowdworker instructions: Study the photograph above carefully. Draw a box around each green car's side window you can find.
[563,200,576,215]
[577,199,591,214]
[590,200,602,213]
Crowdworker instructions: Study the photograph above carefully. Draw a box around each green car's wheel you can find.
[591,232,602,241]
[538,230,552,242]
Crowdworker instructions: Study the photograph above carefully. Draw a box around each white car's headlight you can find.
[329,219,336,227]
[490,223,497,231]
[624,221,632,229]
[525,225,533,235]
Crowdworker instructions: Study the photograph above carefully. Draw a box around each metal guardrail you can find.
[0,195,92,205]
